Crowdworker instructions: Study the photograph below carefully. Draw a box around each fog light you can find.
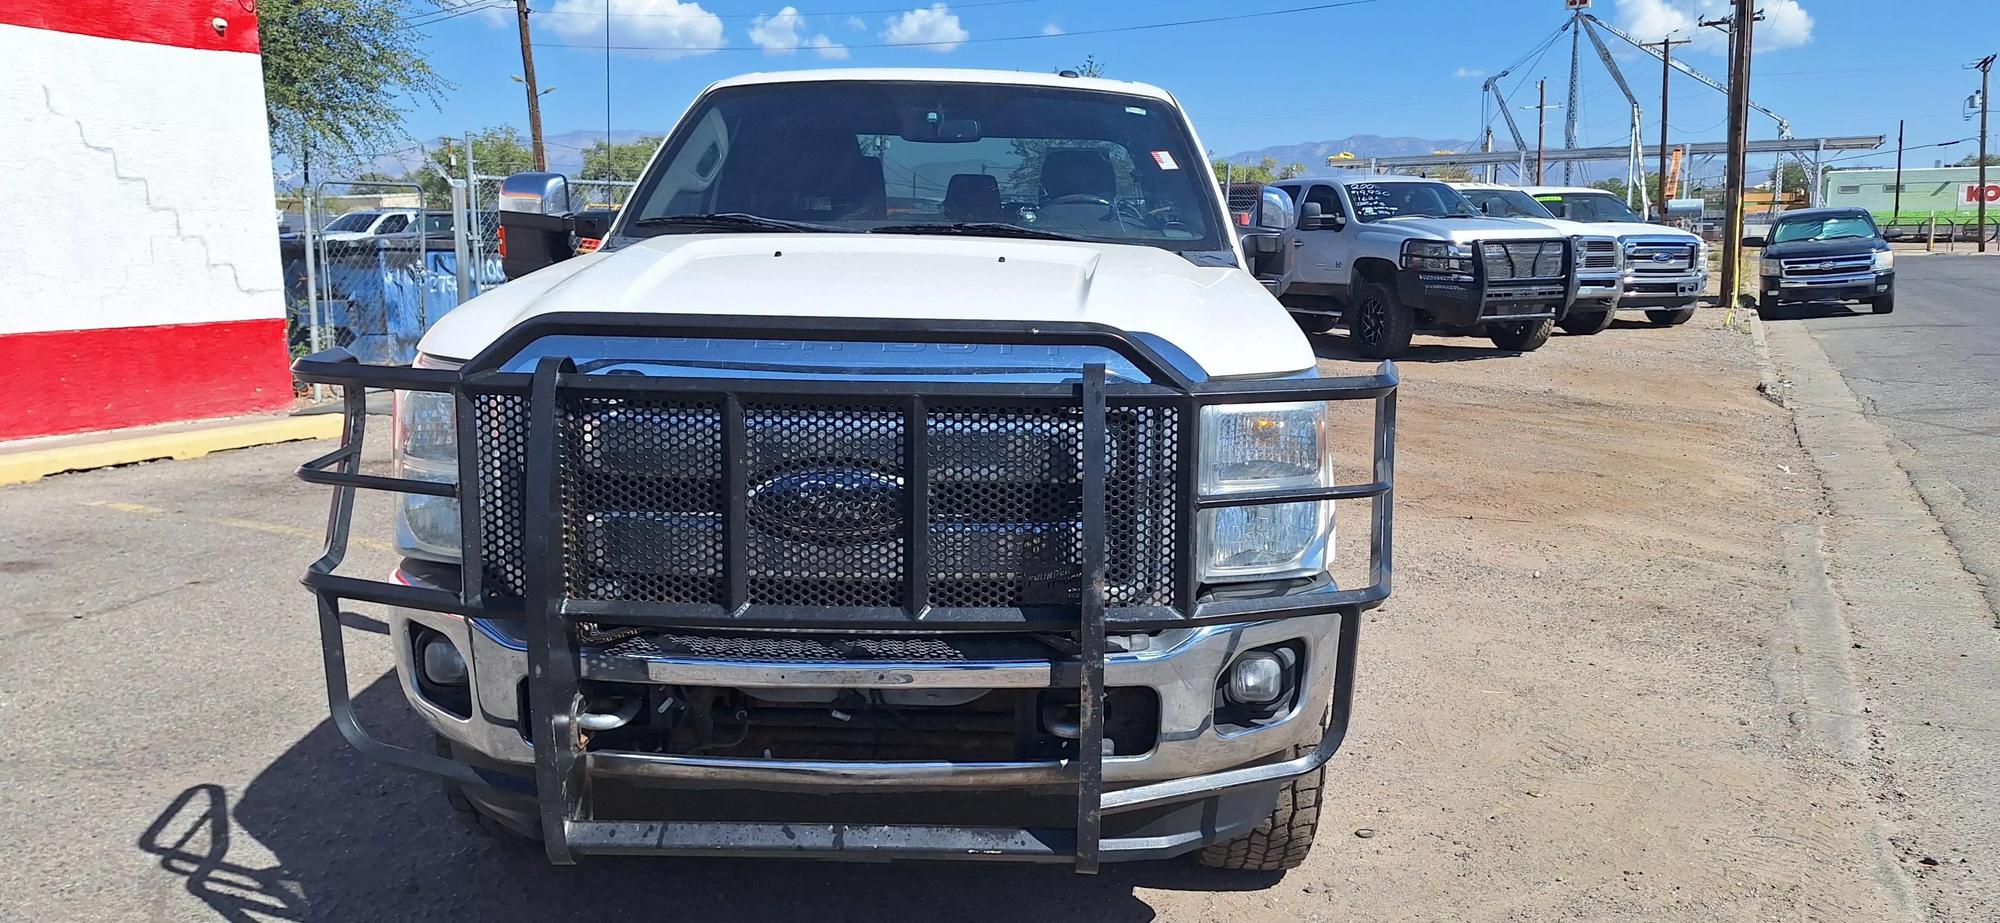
[420,635,468,686]
[1224,651,1286,706]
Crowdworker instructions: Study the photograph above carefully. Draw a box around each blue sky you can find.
[390,0,2000,175]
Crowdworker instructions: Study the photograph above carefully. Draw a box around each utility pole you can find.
[1534,79,1549,184]
[1974,55,1994,253]
[1893,119,1905,220]
[514,0,548,172]
[1713,0,1757,310]
[1647,34,1691,220]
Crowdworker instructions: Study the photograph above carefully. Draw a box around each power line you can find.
[404,1,510,27]
[541,0,1044,20]
[537,0,1385,52]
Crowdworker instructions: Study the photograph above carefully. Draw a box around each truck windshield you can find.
[1536,193,1643,223]
[1460,188,1557,220]
[617,80,1223,252]
[1345,182,1481,221]
[1769,213,1878,244]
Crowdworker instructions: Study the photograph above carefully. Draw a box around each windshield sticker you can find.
[1151,150,1179,170]
[1125,106,1148,116]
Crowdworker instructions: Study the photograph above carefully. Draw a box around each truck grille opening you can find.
[1481,240,1565,280]
[472,393,1183,614]
[1628,242,1696,274]
[1580,238,1619,271]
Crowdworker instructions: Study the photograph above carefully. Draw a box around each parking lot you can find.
[13,278,1991,921]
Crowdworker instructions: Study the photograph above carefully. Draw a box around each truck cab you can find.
[1522,186,1708,325]
[1451,182,1625,336]
[290,68,1397,875]
[1266,174,1580,358]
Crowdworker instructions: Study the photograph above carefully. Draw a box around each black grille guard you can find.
[293,313,1397,872]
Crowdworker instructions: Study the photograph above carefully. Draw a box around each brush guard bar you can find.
[294,314,1397,873]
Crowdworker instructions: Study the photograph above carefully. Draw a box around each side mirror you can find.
[1740,235,1766,248]
[1254,187,1296,233]
[498,172,575,279]
[1240,230,1288,281]
[1298,201,1344,231]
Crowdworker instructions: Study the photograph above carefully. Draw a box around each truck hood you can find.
[1369,215,1576,243]
[1758,237,1887,259]
[1579,221,1702,243]
[420,233,1314,380]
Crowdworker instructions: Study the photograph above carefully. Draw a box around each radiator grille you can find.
[474,393,1183,613]
[1580,238,1620,271]
[1481,240,1566,280]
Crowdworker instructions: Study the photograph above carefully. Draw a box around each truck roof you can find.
[1519,186,1612,196]
[1270,173,1442,186]
[705,68,1177,103]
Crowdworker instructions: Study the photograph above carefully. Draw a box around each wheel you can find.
[1645,307,1696,326]
[1869,293,1895,314]
[1488,318,1553,352]
[1348,282,1414,359]
[1557,310,1613,336]
[1291,311,1339,335]
[1197,754,1323,872]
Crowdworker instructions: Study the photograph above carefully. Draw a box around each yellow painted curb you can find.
[0,415,343,487]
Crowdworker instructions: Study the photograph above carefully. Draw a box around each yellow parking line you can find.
[83,500,395,552]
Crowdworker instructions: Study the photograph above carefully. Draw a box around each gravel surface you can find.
[0,308,1952,921]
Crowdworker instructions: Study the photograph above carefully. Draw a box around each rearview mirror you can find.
[1740,235,1766,248]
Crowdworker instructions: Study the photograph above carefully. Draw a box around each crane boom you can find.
[1583,13,1792,138]
[1484,74,1531,153]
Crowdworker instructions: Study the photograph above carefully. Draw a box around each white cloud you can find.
[546,0,724,59]
[881,3,968,52]
[1453,66,1484,79]
[845,15,866,30]
[1612,0,1812,54]
[748,6,845,57]
[1040,21,1064,36]
[807,34,850,59]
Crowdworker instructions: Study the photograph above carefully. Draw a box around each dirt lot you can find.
[0,311,1931,921]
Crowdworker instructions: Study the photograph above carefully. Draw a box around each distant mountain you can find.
[1221,135,1478,168]
[541,129,656,176]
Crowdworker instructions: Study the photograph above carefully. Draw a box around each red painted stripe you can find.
[0,319,294,441]
[1,0,261,55]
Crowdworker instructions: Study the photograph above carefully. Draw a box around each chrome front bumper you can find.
[396,579,1345,789]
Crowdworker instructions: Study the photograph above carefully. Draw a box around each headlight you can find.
[1760,256,1782,277]
[393,353,462,562]
[1400,239,1473,275]
[1872,249,1894,272]
[1197,402,1332,582]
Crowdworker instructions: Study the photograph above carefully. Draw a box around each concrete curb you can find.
[0,413,340,487]
[1744,306,1788,407]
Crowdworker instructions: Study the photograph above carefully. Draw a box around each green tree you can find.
[1591,177,1629,200]
[1280,161,1310,179]
[1768,161,1808,193]
[1953,153,2000,166]
[403,127,534,206]
[1063,55,1107,77]
[580,136,666,182]
[259,0,449,171]
[1211,157,1282,184]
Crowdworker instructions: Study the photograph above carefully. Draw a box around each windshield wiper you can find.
[629,213,848,234]
[868,222,1092,242]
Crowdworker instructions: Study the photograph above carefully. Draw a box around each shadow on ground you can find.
[1752,301,1867,322]
[136,674,1275,922]
[1308,332,1522,363]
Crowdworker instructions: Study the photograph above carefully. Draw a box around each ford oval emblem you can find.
[749,466,904,543]
[1650,251,1674,263]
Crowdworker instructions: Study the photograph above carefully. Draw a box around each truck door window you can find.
[1304,185,1342,225]
[619,81,1223,253]
[374,214,409,234]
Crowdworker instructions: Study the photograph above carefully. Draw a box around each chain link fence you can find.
[464,173,636,299]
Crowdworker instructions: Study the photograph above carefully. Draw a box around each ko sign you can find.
[1963,182,2000,204]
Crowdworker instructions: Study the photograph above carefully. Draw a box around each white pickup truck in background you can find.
[1521,185,1708,326]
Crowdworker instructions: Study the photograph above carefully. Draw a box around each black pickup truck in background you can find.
[1749,207,1896,315]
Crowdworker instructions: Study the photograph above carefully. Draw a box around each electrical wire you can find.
[540,0,1046,20]
[535,0,1386,52]
[403,1,511,27]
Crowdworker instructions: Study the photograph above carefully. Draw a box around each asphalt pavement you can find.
[1758,254,2000,624]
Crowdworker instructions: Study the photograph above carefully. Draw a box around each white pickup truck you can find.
[1450,182,1625,335]
[290,68,1398,875]
[1262,174,1590,358]
[1521,185,1708,325]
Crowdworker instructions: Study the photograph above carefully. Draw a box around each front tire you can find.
[1646,306,1696,326]
[1348,282,1414,359]
[1489,318,1553,352]
[1291,311,1339,335]
[1197,755,1324,872]
[1557,309,1613,336]
[1869,293,1895,314]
